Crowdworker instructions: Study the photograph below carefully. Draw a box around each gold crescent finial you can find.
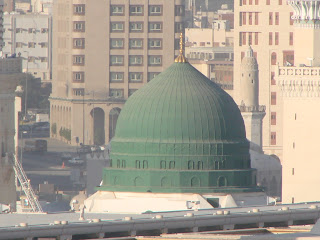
[175,32,188,63]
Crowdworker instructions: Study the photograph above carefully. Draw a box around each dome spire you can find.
[175,32,188,63]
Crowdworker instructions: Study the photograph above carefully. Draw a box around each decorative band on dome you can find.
[175,32,188,63]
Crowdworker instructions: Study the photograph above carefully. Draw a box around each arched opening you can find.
[218,176,227,187]
[109,107,121,140]
[191,177,200,187]
[161,177,171,187]
[91,107,105,145]
[134,177,144,186]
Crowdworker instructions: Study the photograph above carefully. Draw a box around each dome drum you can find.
[99,168,260,193]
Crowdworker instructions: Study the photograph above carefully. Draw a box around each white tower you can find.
[239,46,266,148]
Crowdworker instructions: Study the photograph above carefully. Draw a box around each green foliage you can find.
[59,127,71,141]
[51,123,57,135]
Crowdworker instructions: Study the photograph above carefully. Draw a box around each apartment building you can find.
[234,0,294,161]
[50,0,184,146]
[2,12,52,82]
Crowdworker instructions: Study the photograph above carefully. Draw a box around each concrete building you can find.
[50,0,184,146]
[2,12,52,82]
[234,0,294,161]
[31,0,53,14]
[277,0,320,204]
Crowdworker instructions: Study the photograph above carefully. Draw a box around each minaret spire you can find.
[175,32,188,63]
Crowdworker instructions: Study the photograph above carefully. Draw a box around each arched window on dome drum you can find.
[214,161,219,170]
[169,161,175,169]
[143,160,148,169]
[218,176,227,187]
[188,161,194,170]
[191,177,200,187]
[117,160,120,168]
[135,160,141,169]
[197,161,203,170]
[160,161,166,169]
[121,160,126,168]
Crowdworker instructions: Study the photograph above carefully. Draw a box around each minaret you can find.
[289,0,320,66]
[239,45,266,149]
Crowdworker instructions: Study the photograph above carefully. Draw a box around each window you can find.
[242,32,246,45]
[148,72,159,82]
[255,32,259,45]
[73,88,84,96]
[255,0,259,4]
[117,160,120,168]
[169,161,175,169]
[289,32,293,45]
[110,5,124,16]
[269,32,273,45]
[130,5,143,15]
[28,56,36,63]
[279,0,282,4]
[16,42,23,48]
[129,56,143,65]
[143,160,148,169]
[149,22,162,32]
[266,0,270,4]
[275,12,279,25]
[148,39,162,49]
[129,39,143,49]
[149,5,162,16]
[255,12,259,25]
[242,12,246,25]
[188,160,194,170]
[292,168,294,175]
[269,12,273,25]
[73,21,85,32]
[73,72,85,83]
[110,39,124,49]
[28,42,36,48]
[111,22,124,32]
[73,38,85,49]
[28,28,35,33]
[271,132,276,145]
[110,72,124,82]
[283,50,294,66]
[73,4,85,15]
[160,161,166,169]
[148,56,162,66]
[248,32,252,45]
[135,160,141,169]
[271,72,276,85]
[129,72,143,82]
[110,55,124,65]
[41,28,48,33]
[249,12,252,25]
[73,55,85,65]
[271,112,277,125]
[271,92,277,105]
[175,5,184,16]
[40,42,48,48]
[40,57,48,62]
[129,89,137,96]
[175,22,184,33]
[130,22,143,32]
[16,28,22,33]
[271,52,277,65]
[275,32,279,45]
[110,89,124,98]
[290,12,294,25]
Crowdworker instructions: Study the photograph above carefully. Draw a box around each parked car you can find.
[68,157,84,165]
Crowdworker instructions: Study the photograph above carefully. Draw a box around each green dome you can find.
[99,62,259,193]
[115,62,246,142]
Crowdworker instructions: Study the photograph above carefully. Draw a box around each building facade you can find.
[277,0,320,203]
[50,0,184,146]
[234,0,294,161]
[2,12,52,82]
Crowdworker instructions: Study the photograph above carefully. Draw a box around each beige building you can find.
[234,0,294,161]
[277,0,320,203]
[50,0,184,146]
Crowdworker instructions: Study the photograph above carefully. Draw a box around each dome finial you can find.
[175,32,188,63]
